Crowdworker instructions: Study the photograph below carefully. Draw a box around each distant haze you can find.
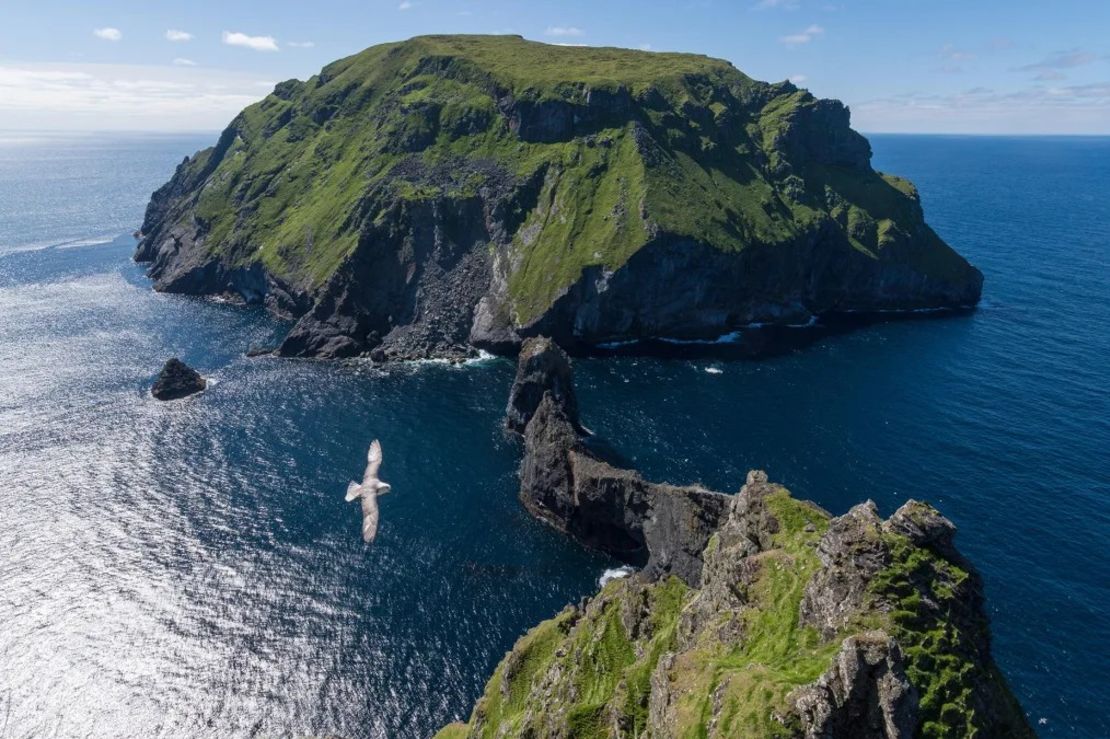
[0,1,1106,134]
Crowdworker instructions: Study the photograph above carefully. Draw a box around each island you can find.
[134,34,982,362]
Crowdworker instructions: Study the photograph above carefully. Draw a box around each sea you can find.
[0,131,1107,738]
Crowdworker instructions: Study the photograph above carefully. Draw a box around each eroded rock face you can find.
[445,475,1034,739]
[800,500,890,639]
[515,338,728,587]
[151,358,206,400]
[787,632,918,739]
[505,337,580,433]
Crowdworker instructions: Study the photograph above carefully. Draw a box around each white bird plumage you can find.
[345,439,392,542]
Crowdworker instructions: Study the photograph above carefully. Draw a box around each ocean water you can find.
[0,132,1107,737]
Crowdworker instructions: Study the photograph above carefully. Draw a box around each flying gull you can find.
[345,439,392,542]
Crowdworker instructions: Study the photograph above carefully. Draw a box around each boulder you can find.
[151,358,206,400]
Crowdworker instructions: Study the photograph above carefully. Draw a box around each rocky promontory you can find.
[134,35,982,361]
[436,338,1032,737]
[151,358,206,400]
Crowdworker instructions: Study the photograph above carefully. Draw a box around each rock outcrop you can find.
[505,337,580,434]
[510,338,728,588]
[439,472,1034,738]
[434,338,1033,738]
[134,35,982,360]
[150,358,206,400]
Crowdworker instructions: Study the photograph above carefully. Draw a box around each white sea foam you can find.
[598,565,635,587]
[705,367,724,375]
[659,331,743,346]
[462,349,497,365]
[598,339,640,349]
[785,315,819,328]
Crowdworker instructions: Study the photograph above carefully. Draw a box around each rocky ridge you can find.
[436,338,1032,737]
[134,35,982,361]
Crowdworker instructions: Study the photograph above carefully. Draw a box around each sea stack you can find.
[151,358,206,400]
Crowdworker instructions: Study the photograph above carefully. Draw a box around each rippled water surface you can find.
[1,133,1108,737]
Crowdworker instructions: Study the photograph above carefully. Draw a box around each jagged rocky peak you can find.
[135,34,983,361]
[505,336,580,433]
[510,336,729,588]
[439,466,1034,738]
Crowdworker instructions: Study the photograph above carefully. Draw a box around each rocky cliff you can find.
[435,338,1032,738]
[135,35,982,360]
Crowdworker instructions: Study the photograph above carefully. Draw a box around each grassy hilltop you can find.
[137,35,981,358]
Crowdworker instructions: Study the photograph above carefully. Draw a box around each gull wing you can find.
[361,493,380,543]
[345,481,362,502]
[364,439,383,483]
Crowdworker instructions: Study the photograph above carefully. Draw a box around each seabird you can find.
[345,439,392,542]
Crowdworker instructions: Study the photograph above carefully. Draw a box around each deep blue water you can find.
[1,132,1107,737]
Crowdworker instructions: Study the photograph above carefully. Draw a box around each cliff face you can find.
[135,35,982,360]
[437,338,1032,738]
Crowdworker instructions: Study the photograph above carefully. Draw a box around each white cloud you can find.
[165,30,193,42]
[939,43,975,62]
[545,26,584,38]
[222,31,279,52]
[1016,48,1096,74]
[780,24,823,47]
[639,43,653,52]
[172,58,197,67]
[287,41,315,48]
[852,83,1110,134]
[398,0,413,9]
[789,74,807,84]
[93,28,122,42]
[0,62,272,131]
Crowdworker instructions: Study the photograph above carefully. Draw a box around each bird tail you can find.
[345,481,363,502]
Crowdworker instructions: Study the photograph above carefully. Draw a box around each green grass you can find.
[677,490,836,738]
[155,33,976,322]
[439,487,1029,738]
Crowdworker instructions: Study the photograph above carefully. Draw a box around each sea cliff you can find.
[134,35,981,361]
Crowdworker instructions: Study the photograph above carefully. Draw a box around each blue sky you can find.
[1,0,1107,133]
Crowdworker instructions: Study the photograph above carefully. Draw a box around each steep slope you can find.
[135,35,982,359]
[436,477,1032,738]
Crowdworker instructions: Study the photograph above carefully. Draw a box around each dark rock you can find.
[883,499,960,561]
[505,337,580,433]
[245,346,275,357]
[787,631,918,738]
[515,338,728,587]
[800,500,891,639]
[151,358,206,400]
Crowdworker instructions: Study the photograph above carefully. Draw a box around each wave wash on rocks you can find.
[434,337,1033,738]
[134,35,982,361]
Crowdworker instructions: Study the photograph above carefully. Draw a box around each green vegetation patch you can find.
[674,489,836,738]
[154,34,971,320]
